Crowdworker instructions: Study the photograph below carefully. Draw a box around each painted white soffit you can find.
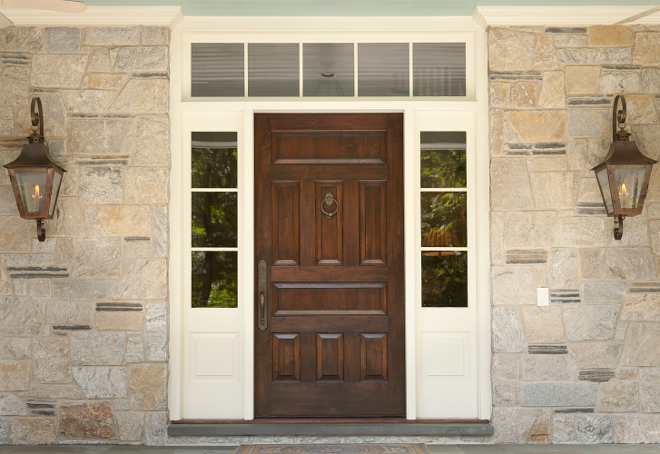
[473,5,660,30]
[0,6,183,26]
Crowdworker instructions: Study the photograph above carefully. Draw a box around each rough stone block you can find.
[33,338,72,384]
[530,172,580,209]
[61,90,116,114]
[522,355,574,381]
[46,300,93,324]
[96,306,144,331]
[0,26,46,52]
[582,281,628,303]
[492,265,545,306]
[85,205,151,237]
[110,78,169,113]
[0,108,13,137]
[134,115,170,166]
[492,407,551,444]
[642,68,660,92]
[123,239,151,258]
[490,82,510,107]
[522,306,565,343]
[88,73,127,90]
[0,393,25,415]
[510,82,538,108]
[142,26,170,45]
[505,111,566,143]
[129,364,167,410]
[72,366,127,399]
[0,216,33,252]
[0,297,45,336]
[52,280,115,300]
[612,415,660,443]
[566,66,601,94]
[124,167,169,203]
[30,54,87,88]
[640,368,660,412]
[111,258,167,300]
[146,301,167,361]
[0,338,30,360]
[29,384,84,399]
[58,401,115,439]
[68,119,132,156]
[553,34,587,48]
[570,342,624,369]
[504,211,556,246]
[87,47,111,72]
[556,217,611,246]
[597,380,639,413]
[492,307,526,353]
[489,28,536,71]
[533,35,559,70]
[564,304,620,341]
[568,109,609,138]
[72,238,122,278]
[70,331,125,365]
[545,248,579,288]
[0,360,29,391]
[84,26,140,45]
[625,95,658,124]
[580,248,604,279]
[553,414,612,444]
[604,247,656,280]
[491,355,519,405]
[490,211,504,265]
[621,294,660,322]
[45,197,86,238]
[623,323,660,366]
[522,382,598,407]
[117,411,145,441]
[633,32,660,64]
[619,212,650,246]
[491,109,504,155]
[526,157,568,172]
[557,47,609,64]
[125,336,145,363]
[0,267,10,296]
[9,417,56,444]
[588,25,633,46]
[45,27,81,53]
[0,66,29,106]
[115,46,169,71]
[145,411,168,446]
[538,71,564,108]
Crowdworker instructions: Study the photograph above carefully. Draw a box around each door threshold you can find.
[167,419,493,436]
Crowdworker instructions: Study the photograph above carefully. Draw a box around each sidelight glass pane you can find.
[248,43,299,97]
[192,251,238,308]
[192,193,237,248]
[413,43,466,97]
[422,252,467,308]
[303,43,354,97]
[191,43,244,97]
[191,132,237,188]
[420,131,467,189]
[358,43,409,96]
[421,192,467,247]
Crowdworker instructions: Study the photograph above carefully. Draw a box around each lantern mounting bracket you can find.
[614,215,624,241]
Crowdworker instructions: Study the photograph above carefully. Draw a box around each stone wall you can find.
[489,25,660,444]
[0,26,170,445]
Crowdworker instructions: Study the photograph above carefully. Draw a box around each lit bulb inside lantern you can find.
[31,184,42,212]
[619,180,629,208]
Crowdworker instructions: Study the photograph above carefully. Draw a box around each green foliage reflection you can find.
[192,193,237,248]
[421,252,467,308]
[421,192,466,247]
[420,148,466,189]
[192,251,238,308]
[191,147,237,188]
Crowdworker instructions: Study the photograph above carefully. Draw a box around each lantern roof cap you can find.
[590,139,657,171]
[3,142,66,173]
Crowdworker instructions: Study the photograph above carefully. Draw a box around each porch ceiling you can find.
[80,0,660,16]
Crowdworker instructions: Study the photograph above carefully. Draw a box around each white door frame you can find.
[169,16,491,421]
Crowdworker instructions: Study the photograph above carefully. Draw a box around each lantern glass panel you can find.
[15,169,48,214]
[614,165,647,210]
[48,170,63,217]
[596,168,613,214]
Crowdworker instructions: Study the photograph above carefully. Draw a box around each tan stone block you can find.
[522,306,565,343]
[96,309,144,331]
[510,82,538,107]
[491,109,504,156]
[625,95,658,124]
[597,381,638,412]
[621,294,660,322]
[505,111,566,143]
[0,360,29,391]
[88,73,127,90]
[533,35,560,70]
[633,32,660,65]
[58,401,115,438]
[490,82,510,107]
[566,66,600,94]
[9,417,56,444]
[0,216,32,252]
[588,26,633,46]
[129,364,167,410]
[526,157,568,172]
[489,28,536,71]
[85,205,151,237]
[538,71,565,108]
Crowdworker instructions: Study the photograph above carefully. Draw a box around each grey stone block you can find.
[553,414,612,443]
[0,297,45,336]
[84,26,140,46]
[72,366,127,398]
[564,304,620,341]
[582,281,629,303]
[492,307,526,353]
[117,411,145,441]
[33,338,72,383]
[522,382,598,406]
[44,27,81,53]
[111,258,167,300]
[146,301,167,361]
[491,355,519,405]
[72,238,122,278]
[52,279,115,300]
[115,46,169,71]
[623,323,660,366]
[70,331,125,365]
[0,393,25,415]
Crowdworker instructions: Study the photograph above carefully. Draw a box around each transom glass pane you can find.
[192,193,237,248]
[413,43,466,97]
[191,43,244,97]
[614,165,646,210]
[191,132,237,188]
[248,43,299,97]
[192,251,238,308]
[420,131,466,188]
[358,43,409,96]
[421,192,467,247]
[303,43,354,97]
[422,252,467,307]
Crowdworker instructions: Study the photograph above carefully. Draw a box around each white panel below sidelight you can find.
[192,333,238,378]
[421,332,468,378]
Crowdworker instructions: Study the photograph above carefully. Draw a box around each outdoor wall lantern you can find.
[592,95,657,240]
[3,97,66,242]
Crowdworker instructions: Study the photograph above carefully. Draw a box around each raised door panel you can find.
[360,181,387,266]
[272,333,301,381]
[360,333,388,381]
[272,283,387,315]
[272,131,387,164]
[316,333,344,381]
[272,181,300,266]
[315,181,343,266]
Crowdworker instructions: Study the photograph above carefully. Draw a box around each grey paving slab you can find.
[427,446,462,453]
[456,446,511,454]
[501,446,588,453]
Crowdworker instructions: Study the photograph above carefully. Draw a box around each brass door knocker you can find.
[321,192,338,219]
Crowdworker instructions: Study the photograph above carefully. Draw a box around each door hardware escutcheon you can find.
[321,192,339,219]
[257,260,268,331]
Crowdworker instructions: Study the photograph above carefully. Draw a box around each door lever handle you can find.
[257,260,268,331]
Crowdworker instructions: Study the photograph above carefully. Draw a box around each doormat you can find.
[234,444,431,454]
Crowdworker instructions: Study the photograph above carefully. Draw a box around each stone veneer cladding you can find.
[0,26,170,445]
[489,25,660,444]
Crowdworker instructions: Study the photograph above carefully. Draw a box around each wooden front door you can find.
[254,113,405,417]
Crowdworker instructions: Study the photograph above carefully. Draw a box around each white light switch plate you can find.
[537,288,549,306]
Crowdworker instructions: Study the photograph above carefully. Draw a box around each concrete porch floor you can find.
[0,445,660,453]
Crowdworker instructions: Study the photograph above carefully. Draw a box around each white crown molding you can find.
[0,6,183,26]
[473,6,660,30]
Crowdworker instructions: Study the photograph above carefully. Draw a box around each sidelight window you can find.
[420,131,468,308]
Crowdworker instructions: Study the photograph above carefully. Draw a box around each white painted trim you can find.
[0,6,182,26]
[473,5,660,30]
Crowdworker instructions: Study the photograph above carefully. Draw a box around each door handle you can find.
[257,260,268,331]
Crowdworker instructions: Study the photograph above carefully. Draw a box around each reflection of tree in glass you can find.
[421,252,467,307]
[421,193,466,247]
[192,193,237,247]
[420,149,466,189]
[192,251,238,308]
[191,147,237,188]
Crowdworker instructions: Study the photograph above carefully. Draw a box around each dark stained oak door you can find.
[254,113,405,417]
